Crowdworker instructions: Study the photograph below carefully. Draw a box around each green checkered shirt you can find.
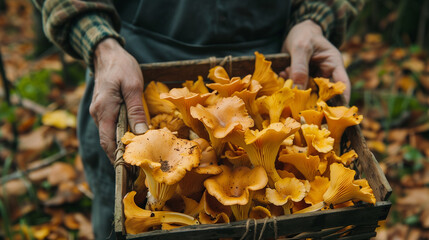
[33,0,364,69]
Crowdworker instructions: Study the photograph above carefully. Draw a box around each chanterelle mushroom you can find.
[123,129,200,210]
[204,165,268,221]
[123,191,199,234]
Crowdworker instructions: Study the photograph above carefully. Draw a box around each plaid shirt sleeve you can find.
[32,0,124,68]
[289,0,365,47]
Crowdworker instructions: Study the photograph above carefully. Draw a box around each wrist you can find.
[294,20,323,35]
[94,38,123,67]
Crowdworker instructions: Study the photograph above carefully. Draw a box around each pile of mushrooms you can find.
[121,52,376,234]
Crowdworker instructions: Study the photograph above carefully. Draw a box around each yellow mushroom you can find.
[183,76,210,94]
[249,206,272,219]
[256,86,295,124]
[289,88,312,120]
[232,80,264,129]
[123,129,200,210]
[314,77,346,102]
[204,165,268,221]
[223,143,251,167]
[150,113,189,139]
[208,66,230,84]
[299,109,324,127]
[278,153,320,181]
[198,190,232,224]
[144,81,177,116]
[301,124,334,155]
[304,176,330,206]
[252,52,284,96]
[190,96,254,157]
[160,87,213,140]
[265,177,310,206]
[242,120,300,184]
[123,191,199,234]
[177,138,222,198]
[206,75,251,97]
[323,163,376,206]
[322,103,363,155]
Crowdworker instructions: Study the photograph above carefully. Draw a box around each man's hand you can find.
[280,20,351,103]
[90,38,148,161]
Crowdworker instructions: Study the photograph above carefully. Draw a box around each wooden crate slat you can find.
[345,125,392,201]
[140,53,290,84]
[114,105,129,238]
[125,202,390,240]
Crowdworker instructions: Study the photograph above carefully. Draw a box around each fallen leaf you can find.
[74,213,94,239]
[421,208,429,228]
[64,214,80,230]
[44,181,82,206]
[42,110,76,129]
[367,140,386,153]
[397,188,429,206]
[387,129,409,143]
[31,224,52,240]
[0,179,28,197]
[47,162,77,186]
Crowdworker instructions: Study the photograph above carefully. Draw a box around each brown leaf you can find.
[386,142,402,156]
[0,179,27,197]
[362,129,378,140]
[387,129,408,143]
[28,165,52,182]
[31,224,52,240]
[64,214,80,230]
[397,188,429,206]
[403,58,425,72]
[421,208,429,228]
[37,189,50,201]
[74,213,94,239]
[361,118,381,132]
[44,181,83,206]
[408,228,421,240]
[47,162,77,186]
[420,74,429,91]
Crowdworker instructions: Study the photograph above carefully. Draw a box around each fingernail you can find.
[134,123,148,134]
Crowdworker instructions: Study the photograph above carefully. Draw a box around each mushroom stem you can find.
[282,200,293,215]
[231,192,254,221]
[144,170,178,211]
[293,201,325,214]
[124,191,199,234]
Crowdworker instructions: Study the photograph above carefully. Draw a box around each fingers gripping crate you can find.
[114,54,392,240]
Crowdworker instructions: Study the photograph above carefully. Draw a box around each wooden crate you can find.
[114,54,392,240]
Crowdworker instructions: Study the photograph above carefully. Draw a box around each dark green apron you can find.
[78,1,291,239]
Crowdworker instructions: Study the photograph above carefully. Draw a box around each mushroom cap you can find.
[144,81,177,116]
[123,129,200,185]
[206,75,251,97]
[256,87,294,124]
[278,152,320,181]
[266,177,310,206]
[304,176,330,205]
[183,76,210,94]
[160,87,213,139]
[323,163,376,205]
[150,113,189,139]
[314,77,346,102]
[301,124,335,154]
[192,138,222,175]
[208,66,230,84]
[121,131,136,145]
[245,119,300,145]
[190,96,254,139]
[204,165,268,206]
[290,88,312,120]
[249,206,272,219]
[299,109,324,127]
[252,52,283,96]
[224,143,251,167]
[201,190,232,218]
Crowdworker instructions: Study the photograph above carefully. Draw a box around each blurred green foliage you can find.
[13,69,52,105]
